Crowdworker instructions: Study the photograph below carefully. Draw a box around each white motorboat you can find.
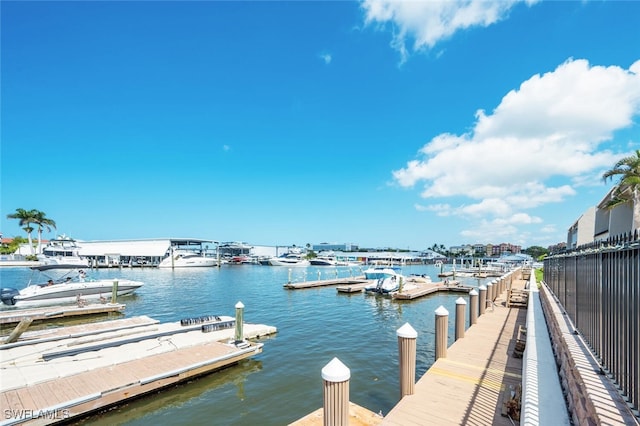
[309,256,337,266]
[33,235,90,281]
[363,266,402,279]
[268,252,310,267]
[0,270,143,308]
[158,249,217,268]
[364,269,405,295]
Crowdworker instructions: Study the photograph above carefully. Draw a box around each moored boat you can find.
[268,250,310,267]
[363,266,401,279]
[158,249,216,268]
[364,269,405,295]
[309,256,337,266]
[35,235,89,279]
[0,270,143,308]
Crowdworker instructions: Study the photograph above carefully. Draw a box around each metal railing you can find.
[543,231,639,415]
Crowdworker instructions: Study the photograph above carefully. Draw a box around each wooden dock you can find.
[381,279,528,425]
[335,279,473,299]
[0,303,126,326]
[290,277,528,425]
[284,276,367,289]
[0,315,277,424]
[391,281,472,300]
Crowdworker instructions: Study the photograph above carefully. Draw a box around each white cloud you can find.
[394,58,640,243]
[319,53,332,65]
[361,0,538,62]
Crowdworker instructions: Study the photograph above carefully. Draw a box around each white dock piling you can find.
[322,357,350,426]
[469,289,478,326]
[397,323,417,397]
[234,301,244,343]
[455,297,467,341]
[435,306,449,360]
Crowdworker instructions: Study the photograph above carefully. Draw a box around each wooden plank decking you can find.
[381,279,528,425]
[392,281,471,300]
[0,304,126,326]
[0,316,277,425]
[284,277,367,289]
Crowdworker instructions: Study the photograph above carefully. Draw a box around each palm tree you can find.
[602,149,640,232]
[32,210,57,254]
[6,208,38,255]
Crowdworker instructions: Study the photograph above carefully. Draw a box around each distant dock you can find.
[391,281,472,300]
[0,314,277,424]
[284,276,474,301]
[283,276,368,289]
[334,279,473,300]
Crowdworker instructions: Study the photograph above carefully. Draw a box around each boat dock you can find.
[391,280,472,300]
[290,273,529,426]
[334,279,472,300]
[0,303,126,326]
[283,276,367,289]
[381,284,527,425]
[0,315,277,425]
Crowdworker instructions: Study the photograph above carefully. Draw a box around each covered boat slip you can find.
[76,238,216,268]
[0,316,277,425]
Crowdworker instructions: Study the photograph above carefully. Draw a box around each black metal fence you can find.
[543,231,639,416]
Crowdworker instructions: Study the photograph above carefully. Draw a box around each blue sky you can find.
[1,1,639,250]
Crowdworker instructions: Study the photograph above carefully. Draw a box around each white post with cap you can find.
[234,301,244,343]
[322,357,350,426]
[435,306,449,360]
[397,323,417,397]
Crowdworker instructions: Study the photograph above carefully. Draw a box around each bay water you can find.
[0,264,492,425]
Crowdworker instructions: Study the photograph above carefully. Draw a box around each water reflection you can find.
[0,265,496,425]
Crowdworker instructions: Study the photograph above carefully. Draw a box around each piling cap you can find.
[469,289,478,296]
[456,297,467,305]
[478,285,487,290]
[397,322,417,338]
[235,301,245,309]
[321,357,350,382]
[435,305,449,316]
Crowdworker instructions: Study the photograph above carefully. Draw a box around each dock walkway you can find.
[284,276,367,289]
[381,279,528,425]
[0,304,126,326]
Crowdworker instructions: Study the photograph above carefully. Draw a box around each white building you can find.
[567,206,596,249]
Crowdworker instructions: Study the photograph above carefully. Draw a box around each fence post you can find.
[322,357,350,426]
[397,323,417,398]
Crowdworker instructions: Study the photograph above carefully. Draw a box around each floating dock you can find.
[283,276,367,289]
[0,315,277,425]
[0,303,126,326]
[392,281,472,300]
[335,279,473,300]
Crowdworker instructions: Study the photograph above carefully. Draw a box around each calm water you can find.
[0,265,492,425]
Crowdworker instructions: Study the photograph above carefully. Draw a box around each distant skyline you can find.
[2,1,639,250]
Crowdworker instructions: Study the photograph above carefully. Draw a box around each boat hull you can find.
[268,259,310,267]
[364,275,401,294]
[157,258,217,268]
[2,280,143,308]
[309,259,336,266]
